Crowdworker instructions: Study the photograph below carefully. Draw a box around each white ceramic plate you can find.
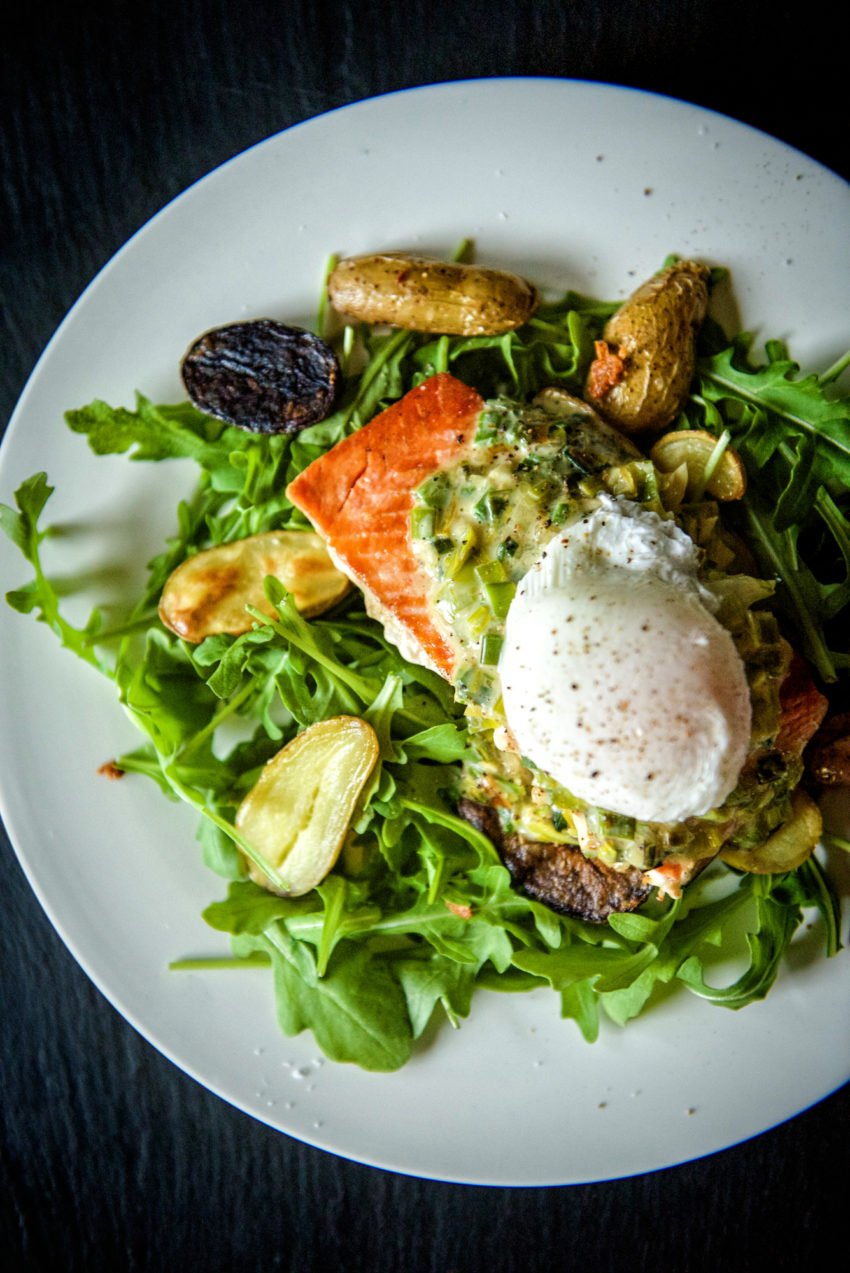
[1,79,848,1186]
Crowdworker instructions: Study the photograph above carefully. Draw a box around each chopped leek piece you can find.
[475,559,508,585]
[479,633,504,665]
[484,580,516,618]
[410,505,435,539]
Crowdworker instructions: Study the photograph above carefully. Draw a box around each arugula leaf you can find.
[395,955,475,1038]
[740,495,850,682]
[0,470,53,554]
[513,939,660,994]
[1,474,106,670]
[256,926,414,1072]
[675,876,798,1008]
[684,336,850,681]
[559,979,601,1043]
[698,339,850,487]
[203,880,321,935]
[66,395,250,472]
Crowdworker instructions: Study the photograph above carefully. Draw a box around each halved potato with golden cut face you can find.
[650,429,746,501]
[159,530,350,642]
[237,716,379,896]
[720,789,822,875]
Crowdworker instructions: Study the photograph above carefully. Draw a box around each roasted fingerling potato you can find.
[585,259,711,433]
[327,252,538,335]
[159,530,350,642]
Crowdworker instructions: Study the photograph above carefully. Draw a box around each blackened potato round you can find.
[181,319,340,434]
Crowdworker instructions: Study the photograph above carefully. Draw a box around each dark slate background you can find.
[2,2,848,1270]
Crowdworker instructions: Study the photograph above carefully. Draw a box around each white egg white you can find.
[499,497,752,823]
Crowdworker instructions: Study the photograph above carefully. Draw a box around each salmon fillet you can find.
[286,372,485,678]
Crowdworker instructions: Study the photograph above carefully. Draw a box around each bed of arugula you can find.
[1,259,847,1071]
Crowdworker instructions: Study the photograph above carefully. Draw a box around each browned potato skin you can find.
[327,252,537,336]
[585,260,711,433]
[159,531,350,642]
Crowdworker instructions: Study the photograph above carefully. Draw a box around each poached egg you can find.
[499,497,752,823]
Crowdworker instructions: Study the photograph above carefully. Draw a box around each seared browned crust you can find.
[808,711,850,786]
[775,652,829,758]
[457,798,651,924]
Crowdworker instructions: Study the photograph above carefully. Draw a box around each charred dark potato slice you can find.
[181,319,340,434]
[458,798,651,924]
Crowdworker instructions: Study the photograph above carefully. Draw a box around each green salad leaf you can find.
[682,332,850,681]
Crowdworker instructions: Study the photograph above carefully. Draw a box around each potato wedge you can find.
[650,429,746,501]
[585,259,710,433]
[237,716,379,896]
[720,789,822,874]
[159,530,350,642]
[327,252,537,335]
